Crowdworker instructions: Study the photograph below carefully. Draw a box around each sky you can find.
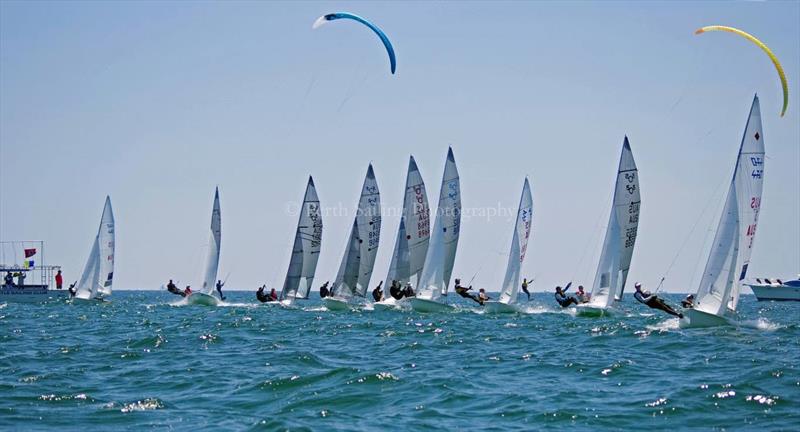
[1,1,798,293]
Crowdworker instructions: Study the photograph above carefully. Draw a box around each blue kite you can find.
[313,12,396,75]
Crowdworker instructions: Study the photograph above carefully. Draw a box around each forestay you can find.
[497,178,533,305]
[75,196,115,300]
[198,188,222,296]
[588,137,640,308]
[416,148,461,301]
[281,177,323,301]
[386,156,430,288]
[332,165,381,299]
[693,95,765,316]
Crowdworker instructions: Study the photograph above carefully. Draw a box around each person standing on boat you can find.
[4,271,14,286]
[633,283,683,318]
[554,283,578,308]
[521,278,532,300]
[216,280,226,301]
[55,270,63,290]
[575,285,590,303]
[319,281,330,298]
[389,280,404,300]
[372,281,384,302]
[17,271,25,287]
[454,278,481,304]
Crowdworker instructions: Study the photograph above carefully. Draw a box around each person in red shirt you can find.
[55,270,64,289]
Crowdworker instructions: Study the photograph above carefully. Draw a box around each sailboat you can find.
[681,95,765,328]
[279,177,323,306]
[323,164,381,311]
[186,188,223,306]
[483,178,534,314]
[374,156,431,311]
[576,137,641,316]
[408,147,461,312]
[73,196,115,303]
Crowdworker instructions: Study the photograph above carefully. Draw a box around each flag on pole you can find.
[24,248,37,258]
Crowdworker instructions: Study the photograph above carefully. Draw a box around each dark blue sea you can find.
[1,291,798,431]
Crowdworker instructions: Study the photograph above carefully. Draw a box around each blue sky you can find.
[1,1,798,293]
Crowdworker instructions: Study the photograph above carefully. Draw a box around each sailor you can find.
[269,288,278,301]
[319,282,330,298]
[216,280,226,301]
[372,281,384,302]
[256,285,269,303]
[554,282,578,308]
[633,283,683,318]
[454,278,481,304]
[681,294,695,309]
[4,271,14,286]
[166,279,183,296]
[403,283,415,298]
[478,288,490,305]
[521,278,532,300]
[68,282,77,297]
[389,280,404,300]
[17,271,25,287]
[55,270,64,290]
[184,286,193,296]
[575,285,590,303]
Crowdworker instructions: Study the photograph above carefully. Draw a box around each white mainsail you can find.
[497,178,533,305]
[280,177,323,301]
[332,164,381,299]
[416,147,461,302]
[75,196,115,300]
[200,188,221,296]
[386,156,431,288]
[587,137,640,308]
[693,95,765,316]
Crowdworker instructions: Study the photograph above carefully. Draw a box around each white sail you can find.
[75,196,115,300]
[280,177,323,301]
[694,95,765,316]
[497,178,533,304]
[588,137,640,308]
[332,164,381,299]
[416,147,461,301]
[386,156,431,287]
[200,188,221,296]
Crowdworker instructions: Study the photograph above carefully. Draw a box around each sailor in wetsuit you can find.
[681,294,695,309]
[166,279,185,297]
[216,280,226,301]
[403,283,415,298]
[478,288,490,305]
[554,282,578,308]
[454,278,481,304]
[372,281,384,302]
[256,285,269,303]
[521,278,532,300]
[633,283,683,318]
[389,280,404,300]
[319,282,330,299]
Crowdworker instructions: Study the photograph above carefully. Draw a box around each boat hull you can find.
[747,284,800,301]
[0,285,55,303]
[482,301,519,314]
[322,297,352,311]
[408,297,452,313]
[186,292,220,306]
[575,304,611,317]
[373,298,398,311]
[679,308,731,328]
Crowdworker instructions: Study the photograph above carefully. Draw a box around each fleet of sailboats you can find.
[576,137,641,316]
[483,178,534,314]
[73,196,115,303]
[680,95,765,328]
[186,188,223,306]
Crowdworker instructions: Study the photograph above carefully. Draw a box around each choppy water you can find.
[1,291,798,431]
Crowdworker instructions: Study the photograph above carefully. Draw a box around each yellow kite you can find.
[696,25,789,117]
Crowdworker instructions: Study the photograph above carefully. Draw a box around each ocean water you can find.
[0,291,798,431]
